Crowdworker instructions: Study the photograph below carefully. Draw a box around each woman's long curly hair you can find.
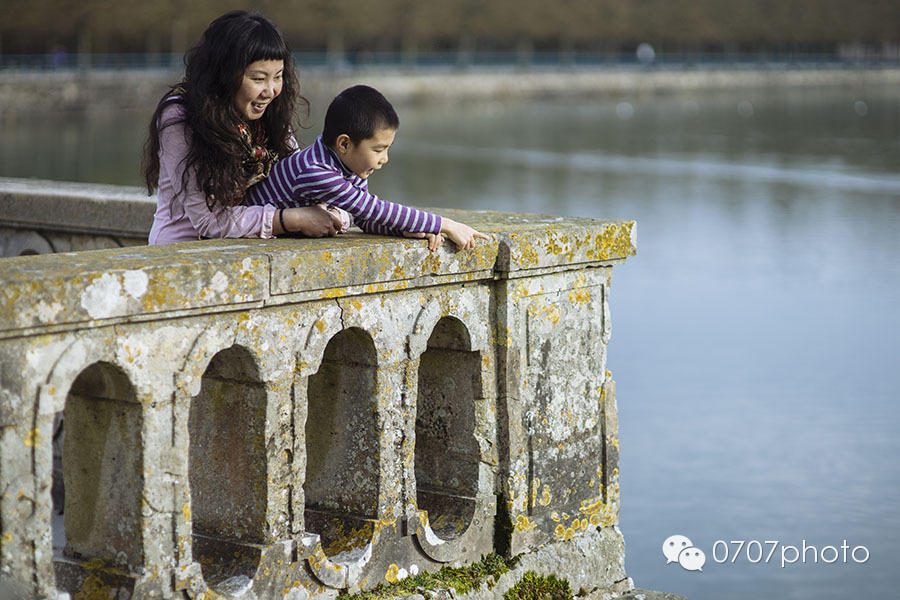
[142,10,307,209]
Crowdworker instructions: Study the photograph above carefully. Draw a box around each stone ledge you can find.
[0,209,635,335]
[0,177,156,237]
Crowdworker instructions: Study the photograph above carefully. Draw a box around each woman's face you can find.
[234,59,284,121]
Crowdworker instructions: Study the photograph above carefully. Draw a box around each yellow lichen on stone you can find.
[530,477,541,507]
[555,524,577,541]
[568,288,591,305]
[578,492,619,528]
[546,238,563,256]
[540,485,552,506]
[579,495,604,517]
[24,428,40,447]
[385,563,400,583]
[421,252,442,273]
[510,234,541,268]
[74,575,111,600]
[527,302,560,325]
[322,519,374,556]
[513,514,537,532]
[122,345,137,363]
[585,222,636,261]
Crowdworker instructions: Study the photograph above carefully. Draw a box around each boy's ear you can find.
[334,134,353,154]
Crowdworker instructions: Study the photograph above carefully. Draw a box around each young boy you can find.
[248,85,487,251]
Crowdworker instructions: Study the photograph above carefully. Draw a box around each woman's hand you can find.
[277,206,343,237]
[440,218,490,250]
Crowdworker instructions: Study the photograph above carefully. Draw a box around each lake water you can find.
[3,80,899,599]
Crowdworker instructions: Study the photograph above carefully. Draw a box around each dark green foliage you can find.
[502,571,573,600]
[339,553,512,600]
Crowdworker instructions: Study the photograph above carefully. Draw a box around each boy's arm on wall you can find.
[299,170,442,235]
[354,217,402,236]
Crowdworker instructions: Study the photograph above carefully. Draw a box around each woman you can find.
[144,11,342,243]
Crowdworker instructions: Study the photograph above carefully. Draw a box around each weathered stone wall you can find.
[0,178,154,257]
[0,207,635,600]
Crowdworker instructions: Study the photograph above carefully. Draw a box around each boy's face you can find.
[335,126,396,179]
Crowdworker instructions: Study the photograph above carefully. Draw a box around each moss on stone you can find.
[339,554,512,600]
[502,571,573,600]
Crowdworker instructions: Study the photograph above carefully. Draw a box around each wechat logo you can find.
[663,534,706,572]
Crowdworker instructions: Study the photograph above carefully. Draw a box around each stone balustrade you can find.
[0,205,635,600]
[0,177,154,257]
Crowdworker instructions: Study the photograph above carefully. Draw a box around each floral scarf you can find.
[238,122,278,189]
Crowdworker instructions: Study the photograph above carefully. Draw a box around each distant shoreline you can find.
[1,65,898,117]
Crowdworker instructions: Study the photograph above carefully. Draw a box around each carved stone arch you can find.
[288,303,345,539]
[298,302,345,377]
[232,316,300,385]
[52,360,145,595]
[39,333,118,417]
[406,307,496,563]
[173,322,303,595]
[37,331,154,597]
[407,300,492,361]
[302,326,381,588]
[173,324,238,398]
[186,343,269,594]
[407,297,444,359]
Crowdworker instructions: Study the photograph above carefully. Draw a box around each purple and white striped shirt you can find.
[247,136,441,236]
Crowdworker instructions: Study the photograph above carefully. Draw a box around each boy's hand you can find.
[319,204,352,233]
[440,218,490,251]
[403,230,445,252]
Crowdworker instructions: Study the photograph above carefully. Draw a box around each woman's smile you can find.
[235,60,283,120]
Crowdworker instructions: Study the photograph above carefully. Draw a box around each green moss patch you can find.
[340,554,512,600]
[502,571,573,600]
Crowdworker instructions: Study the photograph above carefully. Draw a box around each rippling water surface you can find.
[3,80,899,599]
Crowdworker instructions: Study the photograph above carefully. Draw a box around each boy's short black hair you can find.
[322,85,399,147]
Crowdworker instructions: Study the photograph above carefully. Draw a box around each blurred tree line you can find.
[2,0,898,56]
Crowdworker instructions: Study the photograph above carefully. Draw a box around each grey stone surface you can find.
[0,178,156,238]
[0,205,636,600]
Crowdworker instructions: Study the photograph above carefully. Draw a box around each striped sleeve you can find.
[269,157,441,234]
[246,140,442,235]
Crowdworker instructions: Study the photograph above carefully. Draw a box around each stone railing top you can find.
[0,177,157,237]
[0,207,635,337]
